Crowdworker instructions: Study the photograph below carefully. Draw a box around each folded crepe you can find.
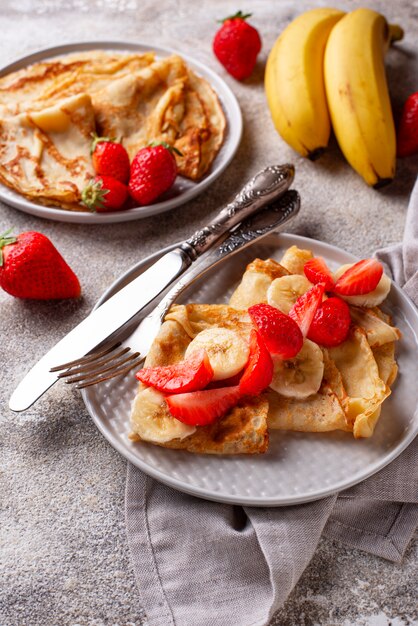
[229,251,400,439]
[130,305,269,455]
[0,93,95,209]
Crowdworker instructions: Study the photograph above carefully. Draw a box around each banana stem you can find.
[389,23,404,44]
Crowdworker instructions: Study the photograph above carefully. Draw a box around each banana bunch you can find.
[265,7,404,187]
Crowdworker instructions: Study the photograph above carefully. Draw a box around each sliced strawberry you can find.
[166,385,241,426]
[136,349,213,394]
[207,371,243,389]
[248,303,303,359]
[334,259,383,296]
[239,329,273,395]
[304,257,334,291]
[308,297,351,348]
[288,283,326,337]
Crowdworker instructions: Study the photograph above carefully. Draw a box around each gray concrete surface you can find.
[0,0,417,624]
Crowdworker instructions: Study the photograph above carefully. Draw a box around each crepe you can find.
[130,248,401,454]
[229,252,400,439]
[0,93,95,209]
[0,51,226,209]
[130,304,269,455]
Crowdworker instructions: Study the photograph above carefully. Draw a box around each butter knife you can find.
[9,164,294,412]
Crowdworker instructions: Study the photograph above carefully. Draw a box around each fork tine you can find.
[56,347,131,379]
[74,354,145,389]
[64,350,141,384]
[50,342,122,372]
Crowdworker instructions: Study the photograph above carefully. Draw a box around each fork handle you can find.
[181,164,294,260]
[153,189,300,324]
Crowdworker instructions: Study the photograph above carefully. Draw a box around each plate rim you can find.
[82,232,418,506]
[0,40,243,224]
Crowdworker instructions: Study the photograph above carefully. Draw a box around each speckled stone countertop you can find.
[0,1,417,625]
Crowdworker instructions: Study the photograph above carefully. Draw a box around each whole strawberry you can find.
[81,176,128,212]
[91,134,130,184]
[213,11,261,81]
[129,142,179,206]
[0,229,81,300]
[397,92,418,157]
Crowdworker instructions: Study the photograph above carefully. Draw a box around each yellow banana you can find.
[324,8,403,187]
[265,8,345,159]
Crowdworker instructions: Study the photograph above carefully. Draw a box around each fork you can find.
[51,190,300,389]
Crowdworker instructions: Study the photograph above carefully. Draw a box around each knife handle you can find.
[181,163,294,260]
[150,190,300,324]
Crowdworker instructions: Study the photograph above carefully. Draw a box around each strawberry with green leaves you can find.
[0,229,80,300]
[213,11,261,80]
[81,175,129,212]
[129,142,180,206]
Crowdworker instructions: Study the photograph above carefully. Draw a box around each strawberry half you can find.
[166,385,241,426]
[304,257,334,291]
[239,329,273,395]
[136,349,213,394]
[334,259,383,296]
[307,297,351,348]
[248,303,303,359]
[289,283,326,338]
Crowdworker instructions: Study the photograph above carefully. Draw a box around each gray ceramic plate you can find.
[82,233,418,506]
[0,41,242,223]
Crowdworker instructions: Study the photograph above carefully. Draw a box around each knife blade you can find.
[9,164,294,412]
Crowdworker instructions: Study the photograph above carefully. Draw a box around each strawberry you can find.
[289,283,326,337]
[166,385,241,426]
[334,259,383,296]
[129,142,179,206]
[397,91,418,157]
[136,349,213,394]
[213,11,261,81]
[0,229,80,300]
[248,303,303,359]
[91,134,130,184]
[81,175,128,212]
[308,297,351,348]
[239,329,273,395]
[304,257,334,291]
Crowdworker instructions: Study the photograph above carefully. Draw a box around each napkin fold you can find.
[125,179,418,626]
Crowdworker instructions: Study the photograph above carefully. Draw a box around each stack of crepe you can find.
[130,246,401,455]
[0,50,226,210]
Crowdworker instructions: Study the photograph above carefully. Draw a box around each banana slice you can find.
[267,274,312,313]
[270,339,324,399]
[185,327,249,381]
[280,245,313,275]
[334,263,391,306]
[131,387,196,443]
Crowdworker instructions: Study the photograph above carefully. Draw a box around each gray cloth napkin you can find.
[125,180,418,626]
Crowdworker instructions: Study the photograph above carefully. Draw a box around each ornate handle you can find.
[181,163,294,259]
[154,190,300,323]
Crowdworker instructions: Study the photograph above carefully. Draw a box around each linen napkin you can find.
[125,179,418,626]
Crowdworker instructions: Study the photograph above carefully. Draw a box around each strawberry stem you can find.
[0,227,17,267]
[148,140,183,157]
[90,132,118,155]
[81,178,109,212]
[217,10,252,23]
